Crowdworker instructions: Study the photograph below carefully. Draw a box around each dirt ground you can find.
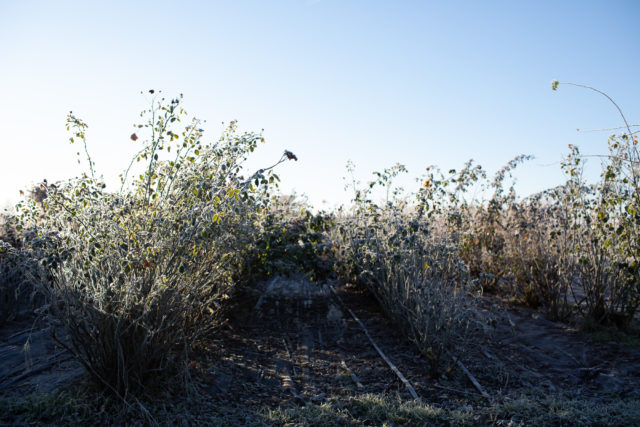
[193,278,640,411]
[1,276,639,423]
[0,318,83,397]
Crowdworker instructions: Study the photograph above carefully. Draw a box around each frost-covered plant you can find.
[0,240,47,326]
[247,194,335,283]
[15,92,294,398]
[0,214,48,325]
[553,81,640,327]
[333,162,475,375]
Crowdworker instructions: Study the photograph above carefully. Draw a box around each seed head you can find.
[284,150,298,161]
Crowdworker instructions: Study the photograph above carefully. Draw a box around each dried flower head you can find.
[284,150,298,161]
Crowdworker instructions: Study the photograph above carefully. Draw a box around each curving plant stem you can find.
[555,81,639,167]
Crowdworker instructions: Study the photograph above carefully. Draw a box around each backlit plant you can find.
[15,91,295,399]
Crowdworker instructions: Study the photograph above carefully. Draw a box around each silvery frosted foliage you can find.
[0,238,46,326]
[14,92,293,398]
[551,82,640,326]
[334,162,476,376]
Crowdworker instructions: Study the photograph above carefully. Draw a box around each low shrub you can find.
[15,92,295,398]
[333,163,476,375]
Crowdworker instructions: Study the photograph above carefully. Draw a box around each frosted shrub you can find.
[333,163,475,375]
[16,92,293,398]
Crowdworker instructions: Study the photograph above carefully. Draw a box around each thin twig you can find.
[558,348,582,367]
[577,124,640,133]
[481,348,498,361]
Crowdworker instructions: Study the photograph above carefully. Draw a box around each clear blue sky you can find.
[1,0,638,210]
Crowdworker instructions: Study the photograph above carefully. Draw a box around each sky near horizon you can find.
[1,0,639,210]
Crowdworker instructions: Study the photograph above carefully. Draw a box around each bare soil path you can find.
[192,277,640,412]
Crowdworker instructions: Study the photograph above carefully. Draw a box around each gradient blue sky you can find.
[1,0,638,209]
